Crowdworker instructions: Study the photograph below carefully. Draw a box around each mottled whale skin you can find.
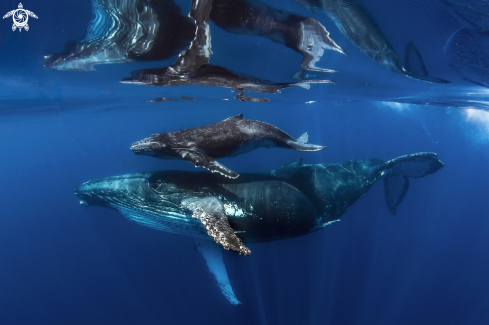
[76,152,443,251]
[210,0,346,72]
[75,152,443,304]
[130,114,326,178]
[121,0,336,94]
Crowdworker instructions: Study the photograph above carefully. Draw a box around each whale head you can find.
[74,173,155,207]
[74,172,207,237]
[130,134,170,157]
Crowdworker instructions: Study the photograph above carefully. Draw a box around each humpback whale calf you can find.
[210,0,346,72]
[130,114,326,179]
[75,152,444,304]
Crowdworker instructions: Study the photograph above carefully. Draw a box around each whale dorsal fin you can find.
[182,197,251,256]
[404,42,450,84]
[296,132,308,144]
[224,114,244,121]
[271,159,303,178]
[195,239,241,304]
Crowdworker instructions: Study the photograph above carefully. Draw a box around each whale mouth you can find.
[130,140,161,153]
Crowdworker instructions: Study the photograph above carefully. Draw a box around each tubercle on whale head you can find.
[130,134,165,154]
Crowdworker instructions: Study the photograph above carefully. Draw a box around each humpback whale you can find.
[75,152,444,304]
[44,0,196,71]
[299,0,449,83]
[210,0,346,72]
[121,0,336,94]
[130,114,326,179]
[444,27,489,88]
[45,0,343,75]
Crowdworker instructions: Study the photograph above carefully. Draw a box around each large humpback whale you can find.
[75,152,444,304]
[130,114,326,179]
[299,0,449,83]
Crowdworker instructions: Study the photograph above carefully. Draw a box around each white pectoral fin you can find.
[195,239,241,305]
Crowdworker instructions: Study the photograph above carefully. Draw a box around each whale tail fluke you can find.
[381,152,444,215]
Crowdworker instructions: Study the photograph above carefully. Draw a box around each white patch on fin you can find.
[195,239,241,305]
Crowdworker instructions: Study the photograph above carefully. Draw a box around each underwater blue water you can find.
[1,0,489,324]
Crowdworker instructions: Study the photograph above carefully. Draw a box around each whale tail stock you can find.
[287,132,327,152]
[380,152,444,215]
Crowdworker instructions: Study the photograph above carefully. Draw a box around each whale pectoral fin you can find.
[176,149,239,179]
[383,175,409,215]
[171,0,213,73]
[297,18,345,73]
[195,239,241,305]
[183,197,251,256]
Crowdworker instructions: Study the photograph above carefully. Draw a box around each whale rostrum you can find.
[75,152,444,303]
[130,114,326,179]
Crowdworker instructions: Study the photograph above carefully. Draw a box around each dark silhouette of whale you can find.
[299,0,450,83]
[130,114,326,178]
[75,152,444,304]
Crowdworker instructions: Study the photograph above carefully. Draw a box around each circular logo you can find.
[13,9,28,28]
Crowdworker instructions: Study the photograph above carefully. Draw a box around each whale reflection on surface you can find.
[121,0,337,96]
[44,0,195,71]
[44,0,341,99]
[41,0,489,107]
[44,0,343,73]
[298,0,450,84]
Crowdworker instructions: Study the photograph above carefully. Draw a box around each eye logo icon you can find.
[3,3,38,32]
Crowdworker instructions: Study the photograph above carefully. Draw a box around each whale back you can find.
[273,158,385,222]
